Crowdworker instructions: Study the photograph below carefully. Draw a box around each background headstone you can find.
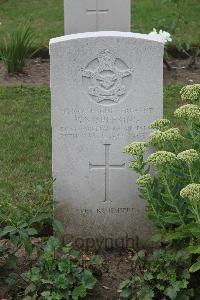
[64,0,131,34]
[50,32,164,249]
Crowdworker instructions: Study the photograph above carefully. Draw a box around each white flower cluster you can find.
[174,104,200,122]
[180,184,200,202]
[149,128,184,145]
[148,28,172,44]
[147,151,177,168]
[123,142,146,156]
[136,174,152,186]
[149,119,171,131]
[177,149,199,164]
[180,84,200,103]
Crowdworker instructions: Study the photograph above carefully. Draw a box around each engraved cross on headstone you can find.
[86,0,109,30]
[89,144,125,202]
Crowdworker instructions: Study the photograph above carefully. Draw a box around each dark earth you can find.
[0,57,200,86]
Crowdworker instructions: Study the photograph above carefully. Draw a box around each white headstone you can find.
[50,32,164,249]
[64,0,131,34]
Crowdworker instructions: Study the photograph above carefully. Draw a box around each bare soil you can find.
[0,57,199,86]
[86,250,134,300]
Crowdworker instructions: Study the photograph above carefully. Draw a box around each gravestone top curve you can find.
[50,31,164,45]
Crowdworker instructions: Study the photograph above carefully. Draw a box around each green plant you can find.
[0,208,57,272]
[0,180,53,227]
[118,249,193,299]
[158,0,187,35]
[0,180,62,287]
[124,85,200,233]
[177,41,200,68]
[20,237,99,300]
[0,23,36,73]
[0,221,37,270]
[122,84,200,297]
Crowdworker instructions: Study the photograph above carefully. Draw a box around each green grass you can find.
[0,85,183,225]
[0,86,51,225]
[0,0,199,49]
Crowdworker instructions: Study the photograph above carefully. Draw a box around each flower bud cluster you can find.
[177,149,199,164]
[123,142,146,156]
[174,104,200,122]
[180,184,200,202]
[149,128,183,145]
[180,84,200,103]
[136,174,152,186]
[149,119,171,131]
[147,151,177,168]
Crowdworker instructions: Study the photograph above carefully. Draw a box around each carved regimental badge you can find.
[82,49,134,105]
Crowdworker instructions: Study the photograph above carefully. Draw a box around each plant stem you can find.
[146,187,165,230]
[162,175,185,225]
[187,164,195,182]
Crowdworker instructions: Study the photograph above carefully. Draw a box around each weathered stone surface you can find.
[50,32,164,249]
[64,0,130,34]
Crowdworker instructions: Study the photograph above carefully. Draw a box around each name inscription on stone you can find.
[59,106,156,140]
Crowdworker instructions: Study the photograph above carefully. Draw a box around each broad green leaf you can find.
[119,279,132,290]
[28,267,41,282]
[53,219,64,236]
[81,270,96,289]
[41,278,54,284]
[132,250,145,261]
[31,213,52,224]
[10,234,20,247]
[72,285,87,300]
[63,242,73,254]
[90,255,104,266]
[151,232,163,242]
[70,249,80,258]
[189,259,200,273]
[144,272,154,281]
[6,254,18,269]
[58,258,71,273]
[0,226,16,238]
[20,231,32,255]
[18,222,28,229]
[186,245,200,254]
[165,230,188,241]
[6,272,18,287]
[46,236,60,252]
[162,213,180,224]
[138,286,154,300]
[56,274,69,289]
[25,283,36,295]
[41,291,51,299]
[165,285,179,299]
[27,227,38,236]
[189,226,200,238]
[119,288,132,298]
